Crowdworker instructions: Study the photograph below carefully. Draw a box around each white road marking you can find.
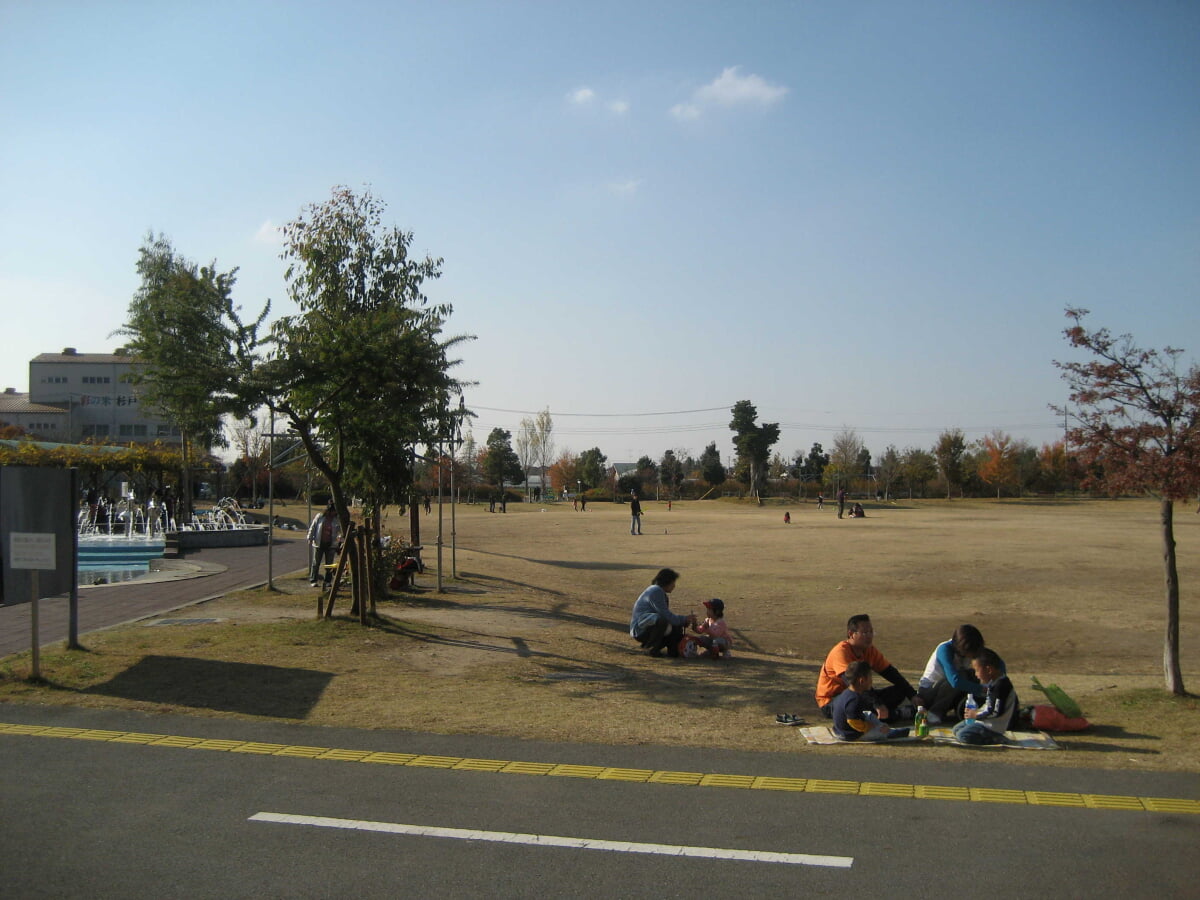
[249,811,854,868]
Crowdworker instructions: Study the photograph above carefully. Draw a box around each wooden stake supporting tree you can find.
[320,523,382,623]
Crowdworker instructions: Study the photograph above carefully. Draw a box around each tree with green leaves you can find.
[877,445,901,500]
[729,400,780,499]
[1054,307,1200,694]
[576,447,608,489]
[115,233,266,519]
[481,428,523,498]
[900,446,937,498]
[659,449,684,499]
[698,441,726,489]
[259,187,472,535]
[801,442,829,481]
[933,428,967,499]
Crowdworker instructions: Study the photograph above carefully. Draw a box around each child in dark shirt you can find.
[832,661,908,741]
[953,649,1018,745]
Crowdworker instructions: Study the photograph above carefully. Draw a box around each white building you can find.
[27,348,180,444]
[0,388,68,439]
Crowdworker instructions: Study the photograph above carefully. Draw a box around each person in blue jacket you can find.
[915,624,1004,723]
[629,568,696,657]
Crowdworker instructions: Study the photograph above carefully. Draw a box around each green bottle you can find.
[914,706,929,738]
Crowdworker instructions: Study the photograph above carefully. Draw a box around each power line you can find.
[470,404,730,418]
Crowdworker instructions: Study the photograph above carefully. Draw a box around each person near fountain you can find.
[307,504,343,588]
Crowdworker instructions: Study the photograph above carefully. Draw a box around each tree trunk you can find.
[1160,499,1186,694]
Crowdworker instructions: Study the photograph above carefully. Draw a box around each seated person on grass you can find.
[816,614,919,721]
[953,649,1018,745]
[915,624,1004,723]
[629,568,696,658]
[692,598,732,659]
[832,661,908,741]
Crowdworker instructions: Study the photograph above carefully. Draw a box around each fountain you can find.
[77,496,267,585]
[77,497,168,585]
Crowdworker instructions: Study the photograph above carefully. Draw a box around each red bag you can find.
[1030,704,1090,732]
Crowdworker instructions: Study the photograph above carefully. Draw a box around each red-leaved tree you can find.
[1053,307,1200,694]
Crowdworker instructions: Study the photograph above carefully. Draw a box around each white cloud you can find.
[568,87,595,105]
[606,99,629,115]
[669,102,701,121]
[697,66,788,107]
[253,219,282,245]
[607,178,642,196]
[670,66,788,120]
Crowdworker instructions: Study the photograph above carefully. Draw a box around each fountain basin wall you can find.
[78,536,167,568]
[171,526,269,550]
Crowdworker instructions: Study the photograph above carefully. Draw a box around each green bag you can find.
[1030,676,1083,718]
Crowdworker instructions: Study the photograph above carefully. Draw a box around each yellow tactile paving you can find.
[361,752,419,765]
[1082,794,1145,811]
[548,764,607,778]
[1141,798,1200,814]
[500,761,556,775]
[274,745,331,758]
[231,742,289,755]
[1,721,1195,815]
[108,732,167,744]
[597,767,654,782]
[453,758,510,773]
[317,749,373,761]
[648,770,704,786]
[189,739,248,751]
[751,776,808,792]
[805,779,860,794]
[407,755,463,768]
[915,785,970,801]
[860,782,915,798]
[71,729,128,741]
[1026,791,1088,808]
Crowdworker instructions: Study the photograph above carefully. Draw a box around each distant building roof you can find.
[0,391,66,415]
[31,349,136,365]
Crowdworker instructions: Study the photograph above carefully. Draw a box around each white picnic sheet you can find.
[798,724,1059,750]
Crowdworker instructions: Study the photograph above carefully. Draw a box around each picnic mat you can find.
[799,725,1059,750]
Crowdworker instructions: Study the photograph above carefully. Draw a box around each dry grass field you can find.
[2,496,1198,771]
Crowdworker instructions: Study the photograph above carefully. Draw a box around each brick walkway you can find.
[0,538,310,658]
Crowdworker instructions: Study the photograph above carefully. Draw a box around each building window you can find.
[82,424,110,437]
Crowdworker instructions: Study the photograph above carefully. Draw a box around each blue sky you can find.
[2,1,1197,465]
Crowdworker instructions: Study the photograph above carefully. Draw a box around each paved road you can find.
[0,539,311,657]
[1,704,1197,898]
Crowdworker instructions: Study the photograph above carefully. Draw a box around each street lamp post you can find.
[451,396,464,578]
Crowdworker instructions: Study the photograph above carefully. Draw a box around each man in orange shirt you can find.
[816,614,918,721]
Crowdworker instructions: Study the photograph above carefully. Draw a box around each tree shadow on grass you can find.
[379,591,628,634]
[563,634,822,714]
[84,655,334,719]
[461,548,659,573]
[1053,724,1163,756]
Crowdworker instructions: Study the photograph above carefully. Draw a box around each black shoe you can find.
[649,647,663,657]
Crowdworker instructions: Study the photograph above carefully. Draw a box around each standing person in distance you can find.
[307,503,342,589]
[836,486,847,519]
[630,491,643,535]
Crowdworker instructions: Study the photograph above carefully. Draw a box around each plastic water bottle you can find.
[964,694,978,716]
[914,706,929,738]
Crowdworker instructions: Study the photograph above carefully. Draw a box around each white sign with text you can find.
[10,532,57,570]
